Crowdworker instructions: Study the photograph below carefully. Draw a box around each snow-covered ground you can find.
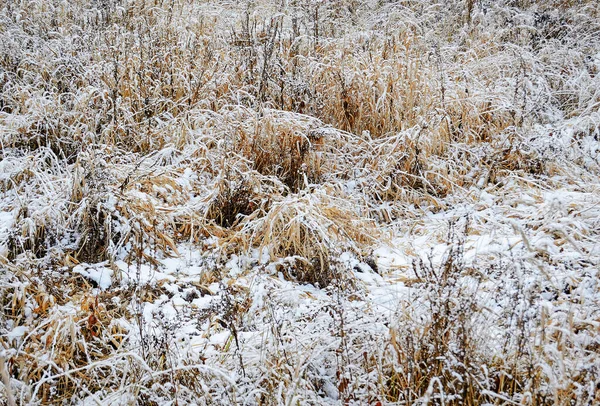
[1,0,600,404]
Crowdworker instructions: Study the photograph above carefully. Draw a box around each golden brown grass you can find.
[237,188,380,286]
[1,0,599,403]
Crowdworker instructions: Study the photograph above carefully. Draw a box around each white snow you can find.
[73,264,114,290]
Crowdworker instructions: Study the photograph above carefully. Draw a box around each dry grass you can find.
[1,0,600,403]
[237,188,380,286]
[381,232,600,405]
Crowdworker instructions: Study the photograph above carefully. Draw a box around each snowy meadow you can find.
[1,0,600,404]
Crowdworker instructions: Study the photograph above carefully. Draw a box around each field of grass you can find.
[1,0,600,404]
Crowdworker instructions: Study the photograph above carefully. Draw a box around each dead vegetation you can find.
[1,0,600,404]
[239,189,380,286]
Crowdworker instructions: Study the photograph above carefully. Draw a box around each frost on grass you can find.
[1,0,600,405]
